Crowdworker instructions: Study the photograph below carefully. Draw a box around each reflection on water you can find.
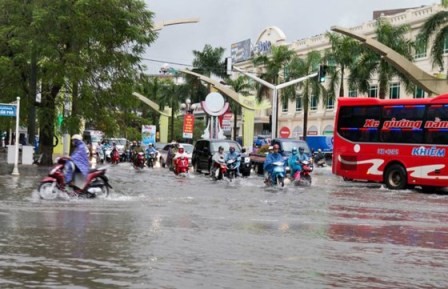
[0,165,447,288]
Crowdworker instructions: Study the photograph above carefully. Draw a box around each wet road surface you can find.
[0,163,448,288]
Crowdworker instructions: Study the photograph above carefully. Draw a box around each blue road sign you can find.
[0,105,16,117]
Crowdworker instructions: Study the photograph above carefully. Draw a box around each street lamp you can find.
[180,98,197,114]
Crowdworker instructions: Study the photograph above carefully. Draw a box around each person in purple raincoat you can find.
[65,134,90,185]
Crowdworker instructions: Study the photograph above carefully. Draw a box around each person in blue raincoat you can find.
[287,147,302,178]
[224,145,241,176]
[65,134,90,186]
[263,144,285,184]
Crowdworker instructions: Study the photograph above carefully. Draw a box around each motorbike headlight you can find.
[244,157,250,163]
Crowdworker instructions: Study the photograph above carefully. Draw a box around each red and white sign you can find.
[279,126,290,138]
[182,114,195,139]
[222,113,233,132]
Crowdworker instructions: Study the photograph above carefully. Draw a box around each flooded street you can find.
[1,163,448,288]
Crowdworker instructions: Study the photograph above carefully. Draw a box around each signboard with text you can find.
[0,105,16,117]
[182,114,195,139]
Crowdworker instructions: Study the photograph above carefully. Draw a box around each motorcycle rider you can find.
[225,145,241,176]
[146,143,157,155]
[314,148,325,166]
[211,146,226,175]
[132,141,145,165]
[263,144,285,184]
[298,146,310,163]
[287,147,302,178]
[65,134,90,186]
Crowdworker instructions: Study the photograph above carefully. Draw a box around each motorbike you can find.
[174,156,189,176]
[265,161,286,187]
[111,149,120,165]
[225,157,240,181]
[38,157,112,199]
[290,160,313,186]
[211,157,227,181]
[313,152,326,167]
[146,151,156,168]
[133,152,145,170]
[96,147,105,164]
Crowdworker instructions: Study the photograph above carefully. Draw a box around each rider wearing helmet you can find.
[298,147,309,162]
[146,143,157,155]
[225,145,241,176]
[65,134,90,186]
[263,143,285,184]
[173,145,187,160]
[287,147,302,177]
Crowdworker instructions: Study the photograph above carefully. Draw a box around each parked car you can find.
[192,139,251,176]
[158,143,193,168]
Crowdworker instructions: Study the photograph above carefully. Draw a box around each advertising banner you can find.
[182,114,195,139]
[142,125,156,145]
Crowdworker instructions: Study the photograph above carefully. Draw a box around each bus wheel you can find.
[384,164,407,190]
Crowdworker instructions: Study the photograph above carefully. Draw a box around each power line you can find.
[140,57,193,67]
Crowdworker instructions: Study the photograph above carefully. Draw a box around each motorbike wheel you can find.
[301,175,312,186]
[90,177,110,198]
[276,176,284,188]
[38,182,59,200]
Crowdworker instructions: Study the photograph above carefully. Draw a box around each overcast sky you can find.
[143,0,437,74]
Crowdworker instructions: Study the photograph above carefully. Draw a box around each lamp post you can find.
[233,67,317,139]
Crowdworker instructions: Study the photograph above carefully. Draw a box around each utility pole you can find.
[233,67,317,139]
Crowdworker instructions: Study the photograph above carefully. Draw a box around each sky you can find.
[143,0,437,74]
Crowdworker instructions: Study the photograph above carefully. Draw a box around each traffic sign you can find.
[0,105,16,117]
[279,126,290,138]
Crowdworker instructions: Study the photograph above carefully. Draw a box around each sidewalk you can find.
[0,149,49,176]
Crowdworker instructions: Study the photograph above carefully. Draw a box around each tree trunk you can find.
[339,66,345,97]
[302,101,309,141]
[28,46,37,146]
[38,83,61,166]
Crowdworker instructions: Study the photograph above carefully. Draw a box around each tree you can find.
[324,33,362,98]
[157,77,190,141]
[252,45,296,136]
[284,51,324,140]
[349,19,415,99]
[192,44,226,79]
[418,7,448,71]
[223,76,253,140]
[0,1,157,165]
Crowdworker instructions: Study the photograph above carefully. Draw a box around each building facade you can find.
[233,3,448,139]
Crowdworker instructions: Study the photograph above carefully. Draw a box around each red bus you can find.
[332,94,448,190]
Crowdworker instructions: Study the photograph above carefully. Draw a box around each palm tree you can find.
[157,77,190,141]
[223,76,253,140]
[284,51,324,140]
[252,45,296,137]
[324,32,362,98]
[418,6,448,71]
[192,44,227,79]
[349,19,415,99]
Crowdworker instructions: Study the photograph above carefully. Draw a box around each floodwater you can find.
[0,162,448,288]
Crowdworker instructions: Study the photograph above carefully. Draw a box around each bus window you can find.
[338,106,380,142]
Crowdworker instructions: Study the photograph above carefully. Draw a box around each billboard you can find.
[231,39,251,63]
[182,114,195,139]
[142,125,156,145]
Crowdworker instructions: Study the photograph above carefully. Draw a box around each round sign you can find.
[205,92,225,113]
[279,127,290,138]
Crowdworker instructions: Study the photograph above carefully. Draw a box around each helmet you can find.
[292,147,298,154]
[299,147,305,152]
[112,142,116,146]
[178,145,184,154]
[273,144,280,150]
[229,146,235,153]
[71,134,82,141]
[318,148,322,152]
[218,146,224,151]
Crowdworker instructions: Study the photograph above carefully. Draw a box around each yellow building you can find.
[234,3,447,138]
